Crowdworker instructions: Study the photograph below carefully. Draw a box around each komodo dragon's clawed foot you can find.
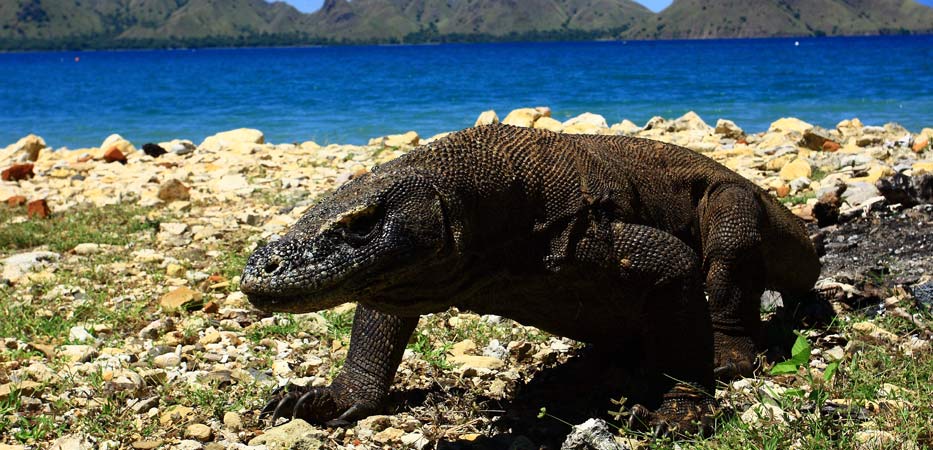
[260,384,376,426]
[713,332,757,380]
[626,384,717,438]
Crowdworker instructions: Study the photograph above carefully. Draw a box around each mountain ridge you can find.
[1,0,931,49]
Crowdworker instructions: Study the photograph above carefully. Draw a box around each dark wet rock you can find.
[813,184,845,227]
[142,143,168,158]
[802,126,836,151]
[911,281,933,312]
[873,173,933,213]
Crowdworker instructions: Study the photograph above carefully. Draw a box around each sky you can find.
[280,0,933,14]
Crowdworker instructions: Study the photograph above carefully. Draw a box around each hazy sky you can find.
[280,0,933,14]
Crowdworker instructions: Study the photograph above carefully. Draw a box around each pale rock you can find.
[73,243,102,255]
[474,110,499,126]
[383,131,420,148]
[59,345,97,363]
[185,423,212,442]
[562,121,604,135]
[851,322,898,345]
[49,435,92,450]
[849,165,893,184]
[642,116,668,131]
[160,287,202,311]
[357,415,393,439]
[300,141,322,152]
[400,432,431,450]
[211,174,251,194]
[101,134,136,155]
[166,264,186,278]
[670,111,710,132]
[1,251,60,283]
[160,405,195,427]
[911,160,933,175]
[69,326,95,343]
[502,108,542,127]
[450,354,505,370]
[0,380,42,400]
[373,427,405,444]
[200,129,264,153]
[854,430,917,450]
[162,139,196,155]
[533,116,563,132]
[841,182,881,208]
[741,402,787,426]
[272,359,292,377]
[132,249,165,263]
[836,118,863,136]
[563,112,608,129]
[450,339,477,357]
[248,419,323,449]
[159,222,188,236]
[823,346,845,361]
[223,412,243,431]
[153,352,181,368]
[687,141,718,153]
[2,134,46,162]
[562,418,630,450]
[769,117,813,134]
[0,444,26,450]
[779,158,812,181]
[756,132,797,153]
[610,120,640,135]
[715,119,745,139]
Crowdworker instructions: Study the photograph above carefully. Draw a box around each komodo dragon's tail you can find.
[758,192,821,295]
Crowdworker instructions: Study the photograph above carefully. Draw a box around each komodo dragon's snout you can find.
[240,169,453,315]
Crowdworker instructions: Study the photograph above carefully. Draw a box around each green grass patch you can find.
[0,203,157,254]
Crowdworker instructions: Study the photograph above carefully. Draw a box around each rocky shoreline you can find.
[1,109,931,449]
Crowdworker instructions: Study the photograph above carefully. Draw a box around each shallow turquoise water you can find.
[1,36,931,148]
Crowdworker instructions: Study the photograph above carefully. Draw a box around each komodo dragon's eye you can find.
[338,203,384,244]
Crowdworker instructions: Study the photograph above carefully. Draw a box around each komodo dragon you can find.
[240,123,820,434]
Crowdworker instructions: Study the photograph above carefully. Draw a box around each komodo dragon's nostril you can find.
[263,259,281,274]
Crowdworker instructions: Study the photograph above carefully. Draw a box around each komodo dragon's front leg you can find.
[575,222,717,435]
[262,306,418,424]
[700,185,768,379]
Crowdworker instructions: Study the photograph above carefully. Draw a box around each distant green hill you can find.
[1,0,931,50]
[628,0,933,39]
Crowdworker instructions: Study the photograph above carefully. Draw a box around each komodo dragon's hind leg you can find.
[261,305,418,425]
[700,185,767,379]
[577,222,716,435]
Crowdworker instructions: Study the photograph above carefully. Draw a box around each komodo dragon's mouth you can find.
[244,290,350,314]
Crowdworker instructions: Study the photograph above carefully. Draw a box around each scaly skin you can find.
[240,124,819,435]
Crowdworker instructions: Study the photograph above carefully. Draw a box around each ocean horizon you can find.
[1,35,931,149]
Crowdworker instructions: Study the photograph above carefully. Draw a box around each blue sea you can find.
[1,36,931,149]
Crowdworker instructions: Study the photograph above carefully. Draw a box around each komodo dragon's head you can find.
[240,165,456,316]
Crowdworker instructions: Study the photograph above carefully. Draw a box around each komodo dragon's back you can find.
[411,124,819,294]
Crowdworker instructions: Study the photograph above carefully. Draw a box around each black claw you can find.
[653,423,667,438]
[714,363,735,378]
[293,390,319,418]
[272,394,298,421]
